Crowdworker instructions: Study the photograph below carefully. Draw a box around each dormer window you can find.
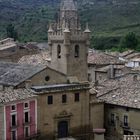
[75,45,79,58]
[57,45,61,59]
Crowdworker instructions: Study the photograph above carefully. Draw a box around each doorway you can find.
[58,121,68,138]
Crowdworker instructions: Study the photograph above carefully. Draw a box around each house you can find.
[0,88,37,140]
[97,73,140,140]
[0,38,40,63]
[88,50,125,82]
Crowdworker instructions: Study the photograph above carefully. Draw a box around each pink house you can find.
[0,88,38,140]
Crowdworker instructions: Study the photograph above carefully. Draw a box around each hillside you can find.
[0,0,140,49]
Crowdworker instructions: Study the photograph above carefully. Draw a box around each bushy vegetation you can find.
[0,0,140,51]
[91,32,140,52]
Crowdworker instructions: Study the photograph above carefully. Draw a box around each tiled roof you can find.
[97,73,140,109]
[32,83,90,94]
[0,62,46,86]
[119,50,135,57]
[0,88,36,104]
[88,51,123,65]
[18,51,51,66]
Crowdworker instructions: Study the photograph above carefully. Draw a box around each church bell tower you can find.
[48,0,91,82]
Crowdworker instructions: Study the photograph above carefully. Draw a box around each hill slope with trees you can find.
[0,0,140,50]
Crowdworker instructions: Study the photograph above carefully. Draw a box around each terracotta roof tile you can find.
[97,73,140,109]
[0,88,36,104]
[88,51,123,65]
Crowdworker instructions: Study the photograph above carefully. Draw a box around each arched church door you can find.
[58,121,68,138]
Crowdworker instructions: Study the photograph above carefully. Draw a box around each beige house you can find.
[97,73,140,140]
[0,38,40,62]
[88,50,124,83]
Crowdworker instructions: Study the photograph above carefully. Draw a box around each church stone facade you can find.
[0,0,104,140]
[48,0,90,82]
[36,0,91,139]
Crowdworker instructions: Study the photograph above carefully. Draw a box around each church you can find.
[0,0,104,140]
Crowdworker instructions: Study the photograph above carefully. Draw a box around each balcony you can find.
[23,117,32,126]
[120,122,130,129]
[17,130,40,140]
[124,135,140,140]
[10,120,19,129]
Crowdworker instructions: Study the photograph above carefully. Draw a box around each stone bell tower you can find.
[48,0,91,82]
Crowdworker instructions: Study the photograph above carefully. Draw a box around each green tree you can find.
[6,24,18,41]
[119,32,138,51]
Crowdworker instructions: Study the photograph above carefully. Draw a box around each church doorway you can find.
[58,121,68,138]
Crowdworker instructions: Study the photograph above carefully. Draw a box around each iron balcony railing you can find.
[124,135,140,140]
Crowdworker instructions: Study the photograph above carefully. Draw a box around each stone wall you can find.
[105,104,140,140]
[37,89,90,140]
[18,67,67,88]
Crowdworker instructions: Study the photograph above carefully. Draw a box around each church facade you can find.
[36,0,91,139]
[0,0,104,140]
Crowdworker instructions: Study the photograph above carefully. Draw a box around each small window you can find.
[57,45,61,58]
[45,76,50,81]
[11,114,16,127]
[62,94,67,103]
[124,115,128,126]
[24,102,29,109]
[11,105,16,111]
[75,45,79,58]
[88,73,91,82]
[48,95,53,105]
[25,112,29,123]
[74,93,80,102]
[11,130,16,140]
[111,113,115,125]
[24,126,29,137]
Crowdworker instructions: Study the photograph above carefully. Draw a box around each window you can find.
[11,130,16,140]
[124,115,128,126]
[48,95,53,105]
[74,93,80,102]
[75,45,79,58]
[57,45,61,58]
[111,113,115,125]
[24,102,29,109]
[88,73,91,82]
[62,94,67,103]
[45,76,50,81]
[25,112,29,123]
[11,105,16,111]
[11,114,16,127]
[24,126,30,137]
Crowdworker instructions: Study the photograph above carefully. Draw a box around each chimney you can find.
[93,129,106,140]
[25,80,32,89]
[0,85,4,91]
[108,64,115,79]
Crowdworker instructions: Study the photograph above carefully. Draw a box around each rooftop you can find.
[88,51,123,65]
[0,88,35,104]
[18,51,51,66]
[97,73,140,109]
[32,83,90,94]
[0,62,46,86]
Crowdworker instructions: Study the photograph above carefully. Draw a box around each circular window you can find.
[45,76,50,81]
